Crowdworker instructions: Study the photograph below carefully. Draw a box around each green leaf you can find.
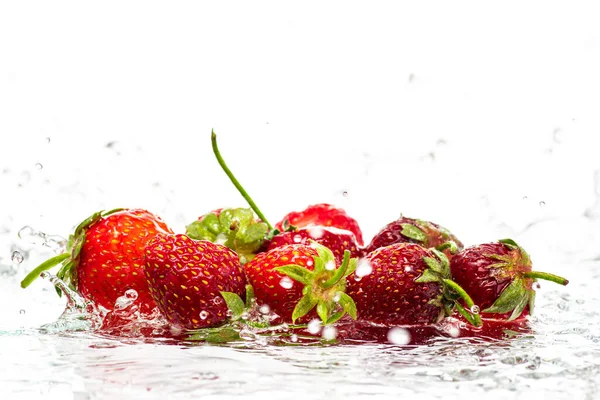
[220,291,245,319]
[498,238,520,249]
[400,223,428,243]
[239,222,269,244]
[186,220,216,242]
[415,268,439,283]
[423,257,444,274]
[313,243,335,275]
[508,293,530,321]
[317,302,330,324]
[345,257,358,277]
[337,292,357,320]
[327,311,345,325]
[187,326,241,343]
[274,265,315,285]
[291,291,318,323]
[430,248,450,274]
[482,278,527,314]
[245,284,255,309]
[528,290,536,316]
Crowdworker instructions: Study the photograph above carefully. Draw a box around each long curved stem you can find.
[211,130,272,230]
[20,253,70,288]
[523,271,569,285]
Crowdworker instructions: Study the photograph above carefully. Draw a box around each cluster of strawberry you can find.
[21,134,569,344]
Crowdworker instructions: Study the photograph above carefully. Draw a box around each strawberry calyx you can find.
[480,238,569,321]
[416,246,482,327]
[186,208,269,264]
[20,208,124,295]
[274,242,358,325]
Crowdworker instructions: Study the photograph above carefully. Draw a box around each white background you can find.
[1,1,600,263]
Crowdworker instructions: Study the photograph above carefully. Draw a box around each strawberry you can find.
[143,233,246,330]
[186,207,268,264]
[346,242,481,326]
[365,216,463,258]
[449,238,569,321]
[266,226,362,264]
[243,243,357,325]
[21,208,173,313]
[274,203,364,246]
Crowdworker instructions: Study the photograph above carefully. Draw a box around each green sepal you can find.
[337,292,357,320]
[423,257,444,275]
[313,242,336,275]
[220,291,246,320]
[415,268,439,283]
[292,291,318,323]
[317,302,330,324]
[186,326,241,343]
[274,265,315,285]
[508,293,530,321]
[400,223,428,243]
[436,241,458,255]
[245,284,255,309]
[455,302,478,326]
[482,277,528,314]
[345,258,358,277]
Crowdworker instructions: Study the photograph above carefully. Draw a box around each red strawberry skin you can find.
[267,227,363,263]
[77,209,173,313]
[346,243,444,325]
[366,216,463,256]
[144,233,246,330]
[450,243,517,312]
[275,203,364,246]
[244,244,318,323]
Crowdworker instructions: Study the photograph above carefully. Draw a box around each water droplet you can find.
[226,309,233,317]
[355,259,373,278]
[522,196,528,200]
[404,266,412,273]
[446,325,461,338]
[46,137,51,144]
[11,251,24,264]
[35,163,43,170]
[539,201,546,207]
[19,309,26,315]
[259,304,270,315]
[293,234,302,243]
[199,311,209,320]
[290,334,298,342]
[322,325,338,340]
[333,292,342,302]
[533,282,541,290]
[124,289,138,300]
[470,305,480,315]
[306,260,314,267]
[342,191,349,197]
[279,277,294,289]
[325,261,335,271]
[241,311,249,320]
[307,319,322,334]
[212,297,223,305]
[354,275,362,282]
[387,327,411,345]
[308,227,324,240]
[280,323,289,332]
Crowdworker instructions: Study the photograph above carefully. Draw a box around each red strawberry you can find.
[366,216,463,258]
[143,233,246,330]
[186,207,269,264]
[267,226,362,263]
[450,238,568,321]
[21,208,173,314]
[243,243,357,325]
[346,242,481,326]
[275,203,364,246]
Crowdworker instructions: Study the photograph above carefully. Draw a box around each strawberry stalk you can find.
[211,130,272,230]
[20,253,70,288]
[522,271,569,285]
[442,278,482,327]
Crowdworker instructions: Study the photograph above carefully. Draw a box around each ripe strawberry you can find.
[21,208,173,313]
[346,242,481,326]
[186,207,268,264]
[450,238,569,320]
[144,233,246,330]
[266,226,362,264]
[243,243,357,325]
[275,203,364,246]
[366,216,463,258]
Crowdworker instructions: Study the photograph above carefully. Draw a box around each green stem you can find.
[20,253,70,288]
[523,271,569,285]
[442,278,483,327]
[211,130,272,230]
[321,250,351,289]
